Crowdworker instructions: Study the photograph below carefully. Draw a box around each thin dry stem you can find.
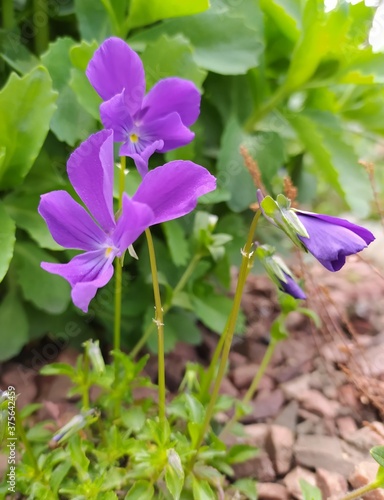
[283,176,298,207]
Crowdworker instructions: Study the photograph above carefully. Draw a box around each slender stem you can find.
[145,228,166,425]
[100,0,121,36]
[200,212,261,401]
[2,0,14,29]
[193,211,261,450]
[130,253,202,358]
[220,338,278,438]
[340,482,380,500]
[33,0,49,55]
[82,354,90,410]
[113,157,126,379]
[244,86,288,133]
[15,408,39,473]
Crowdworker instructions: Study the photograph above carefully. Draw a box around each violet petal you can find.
[141,112,195,152]
[86,37,145,114]
[120,140,164,177]
[141,77,201,127]
[133,161,216,225]
[100,92,134,142]
[279,272,306,300]
[67,130,116,233]
[38,191,107,251]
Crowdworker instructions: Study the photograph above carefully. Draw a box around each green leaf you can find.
[260,0,301,41]
[74,0,113,42]
[121,406,146,433]
[162,219,190,267]
[299,479,322,500]
[4,192,62,250]
[125,480,154,500]
[0,30,39,74]
[371,446,384,468]
[165,449,184,500]
[217,117,256,212]
[41,37,96,145]
[192,477,216,500]
[141,34,207,90]
[227,444,259,464]
[0,200,16,283]
[0,66,57,189]
[131,1,263,75]
[233,478,258,500]
[0,292,28,361]
[13,242,71,314]
[50,461,72,493]
[129,0,209,29]
[286,110,372,216]
[40,363,76,378]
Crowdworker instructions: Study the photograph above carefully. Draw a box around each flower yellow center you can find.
[130,133,139,143]
[105,247,113,257]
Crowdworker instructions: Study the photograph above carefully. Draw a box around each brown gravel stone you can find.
[298,389,339,419]
[274,400,299,432]
[349,461,384,500]
[257,482,289,500]
[281,374,311,400]
[233,450,276,482]
[231,363,259,389]
[1,364,37,409]
[244,423,269,448]
[316,467,348,499]
[251,389,285,420]
[266,425,294,475]
[284,466,316,500]
[337,416,358,440]
[344,423,384,453]
[219,376,239,397]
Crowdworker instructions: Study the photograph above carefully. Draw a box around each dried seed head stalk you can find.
[283,175,298,208]
[240,145,266,211]
[360,159,384,231]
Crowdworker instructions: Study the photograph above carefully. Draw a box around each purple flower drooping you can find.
[295,211,375,272]
[278,272,306,300]
[86,37,201,177]
[39,130,216,312]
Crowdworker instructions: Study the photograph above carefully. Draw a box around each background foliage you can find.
[0,0,382,360]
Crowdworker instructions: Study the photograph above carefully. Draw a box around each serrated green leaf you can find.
[0,30,39,74]
[0,66,57,189]
[125,480,154,500]
[233,478,258,500]
[0,200,16,283]
[129,0,209,29]
[13,242,71,314]
[0,292,28,361]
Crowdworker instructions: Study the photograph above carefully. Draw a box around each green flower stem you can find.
[130,253,202,358]
[113,156,126,382]
[220,337,278,438]
[100,0,121,36]
[33,0,49,54]
[199,212,261,402]
[340,482,381,500]
[193,211,261,451]
[15,408,39,473]
[2,0,14,29]
[82,353,90,411]
[244,86,288,133]
[145,228,166,426]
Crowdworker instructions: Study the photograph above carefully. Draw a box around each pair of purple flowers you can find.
[40,37,375,310]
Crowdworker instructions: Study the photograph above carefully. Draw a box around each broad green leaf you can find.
[41,37,96,145]
[371,446,384,468]
[286,110,372,216]
[50,461,72,493]
[141,35,207,90]
[125,480,154,500]
[0,201,16,283]
[162,219,190,267]
[0,292,28,361]
[233,478,257,500]
[299,479,322,500]
[260,0,301,41]
[165,449,184,500]
[130,1,263,75]
[13,242,71,314]
[129,0,209,29]
[192,291,245,335]
[338,52,384,84]
[0,66,57,189]
[227,444,259,464]
[4,192,62,250]
[74,0,113,42]
[217,117,256,212]
[192,478,216,500]
[70,41,101,121]
[121,406,146,432]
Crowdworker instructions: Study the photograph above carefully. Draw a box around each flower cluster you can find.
[40,38,216,312]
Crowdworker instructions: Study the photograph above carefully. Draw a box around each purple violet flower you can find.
[39,130,216,312]
[86,37,201,177]
[278,272,306,300]
[295,211,375,272]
